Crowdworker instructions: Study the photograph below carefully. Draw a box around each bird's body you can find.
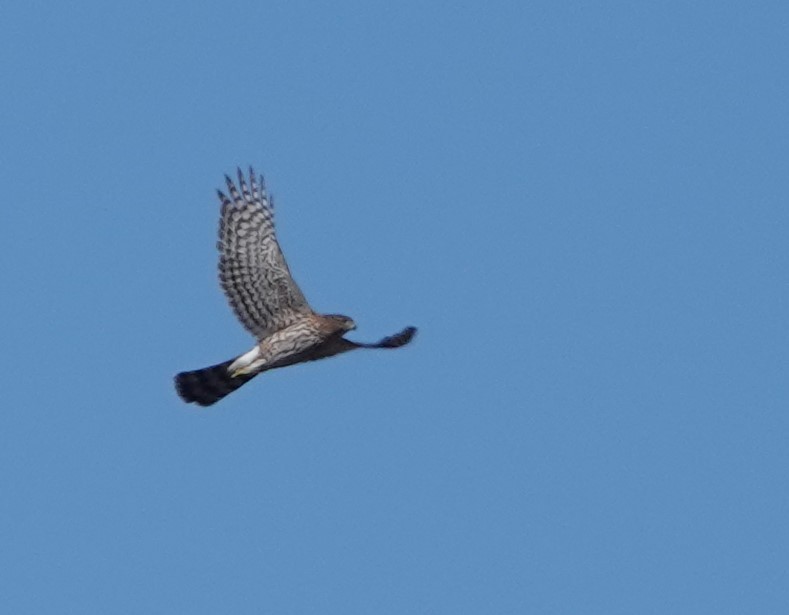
[175,168,416,407]
[228,317,337,377]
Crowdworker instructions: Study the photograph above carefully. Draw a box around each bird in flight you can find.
[175,168,417,406]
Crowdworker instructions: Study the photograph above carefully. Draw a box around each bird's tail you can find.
[174,358,257,407]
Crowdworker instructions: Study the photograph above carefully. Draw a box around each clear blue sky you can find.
[2,2,787,613]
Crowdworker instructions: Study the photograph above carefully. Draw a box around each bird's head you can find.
[326,314,357,332]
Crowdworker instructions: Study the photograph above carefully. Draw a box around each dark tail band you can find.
[174,358,256,407]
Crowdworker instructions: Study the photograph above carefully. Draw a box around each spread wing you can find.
[217,168,311,338]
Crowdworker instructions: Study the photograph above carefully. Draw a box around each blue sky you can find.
[1,1,787,613]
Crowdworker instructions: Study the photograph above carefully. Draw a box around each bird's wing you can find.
[341,326,418,349]
[281,326,418,366]
[217,168,311,338]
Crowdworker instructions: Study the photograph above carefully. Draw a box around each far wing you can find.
[287,326,418,366]
[342,326,417,350]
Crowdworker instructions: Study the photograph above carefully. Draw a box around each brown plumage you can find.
[175,168,417,407]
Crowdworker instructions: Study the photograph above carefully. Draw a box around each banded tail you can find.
[175,358,257,407]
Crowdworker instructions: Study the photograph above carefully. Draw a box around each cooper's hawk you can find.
[175,168,417,406]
